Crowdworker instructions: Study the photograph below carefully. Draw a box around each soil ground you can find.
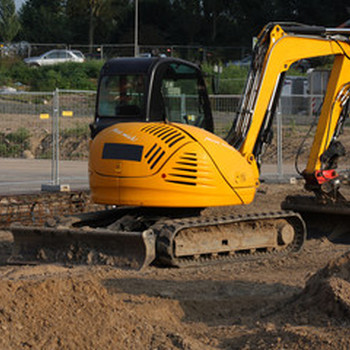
[1,182,350,349]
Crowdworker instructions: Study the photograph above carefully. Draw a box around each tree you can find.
[136,0,172,44]
[66,0,129,49]
[202,0,226,43]
[19,0,69,43]
[15,0,350,59]
[290,0,349,26]
[0,0,20,42]
[170,0,202,44]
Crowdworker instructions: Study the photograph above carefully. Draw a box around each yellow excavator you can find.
[10,23,350,268]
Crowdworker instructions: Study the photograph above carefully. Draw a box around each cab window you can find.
[98,74,145,117]
[160,63,206,127]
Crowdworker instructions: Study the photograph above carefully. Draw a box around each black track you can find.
[153,211,306,267]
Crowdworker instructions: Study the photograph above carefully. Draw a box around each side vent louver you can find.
[141,124,185,148]
[144,143,165,170]
[141,124,188,171]
[165,152,198,186]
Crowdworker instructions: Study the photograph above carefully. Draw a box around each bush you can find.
[30,61,104,91]
[61,124,90,138]
[202,63,249,94]
[0,58,105,91]
[6,127,31,144]
[0,128,31,158]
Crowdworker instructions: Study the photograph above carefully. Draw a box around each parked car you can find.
[71,50,85,60]
[24,49,85,67]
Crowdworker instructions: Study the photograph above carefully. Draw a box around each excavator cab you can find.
[88,56,260,208]
[90,57,213,138]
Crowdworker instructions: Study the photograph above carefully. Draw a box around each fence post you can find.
[52,88,60,186]
[42,88,72,192]
[180,94,186,117]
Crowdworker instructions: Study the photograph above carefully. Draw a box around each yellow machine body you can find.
[89,122,259,207]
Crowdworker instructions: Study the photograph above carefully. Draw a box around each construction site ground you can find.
[1,181,350,349]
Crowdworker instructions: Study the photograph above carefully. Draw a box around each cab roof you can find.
[100,57,199,76]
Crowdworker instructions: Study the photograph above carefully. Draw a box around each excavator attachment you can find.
[282,195,350,216]
[282,195,350,242]
[9,223,156,270]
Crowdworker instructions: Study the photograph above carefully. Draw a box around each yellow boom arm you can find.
[227,24,350,196]
[230,24,350,180]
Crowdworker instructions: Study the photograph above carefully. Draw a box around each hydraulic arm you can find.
[228,23,350,201]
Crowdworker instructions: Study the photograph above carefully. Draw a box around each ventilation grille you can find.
[141,124,186,148]
[144,143,166,170]
[165,152,198,186]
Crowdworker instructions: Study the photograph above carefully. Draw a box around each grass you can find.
[0,127,31,157]
[61,124,90,138]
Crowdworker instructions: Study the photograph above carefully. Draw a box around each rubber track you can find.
[154,211,306,267]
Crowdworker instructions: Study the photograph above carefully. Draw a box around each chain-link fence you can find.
[1,88,345,194]
[0,91,55,192]
[21,43,250,63]
[0,89,93,193]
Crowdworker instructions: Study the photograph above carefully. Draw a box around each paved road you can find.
[0,158,89,195]
[0,158,299,195]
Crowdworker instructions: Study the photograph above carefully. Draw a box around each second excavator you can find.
[10,23,350,268]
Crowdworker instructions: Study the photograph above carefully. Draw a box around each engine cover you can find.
[89,122,259,207]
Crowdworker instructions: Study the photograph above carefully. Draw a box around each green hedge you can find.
[0,57,252,94]
[202,63,249,94]
[0,57,306,94]
[0,58,104,91]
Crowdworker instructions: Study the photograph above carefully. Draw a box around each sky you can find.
[15,0,26,11]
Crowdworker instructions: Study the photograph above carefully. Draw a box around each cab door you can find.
[149,60,213,132]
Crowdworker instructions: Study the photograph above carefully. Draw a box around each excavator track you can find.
[9,208,306,269]
[154,211,306,267]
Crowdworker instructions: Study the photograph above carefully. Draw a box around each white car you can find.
[24,49,85,67]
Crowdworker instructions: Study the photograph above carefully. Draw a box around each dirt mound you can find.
[0,272,213,350]
[2,184,350,349]
[293,251,350,322]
